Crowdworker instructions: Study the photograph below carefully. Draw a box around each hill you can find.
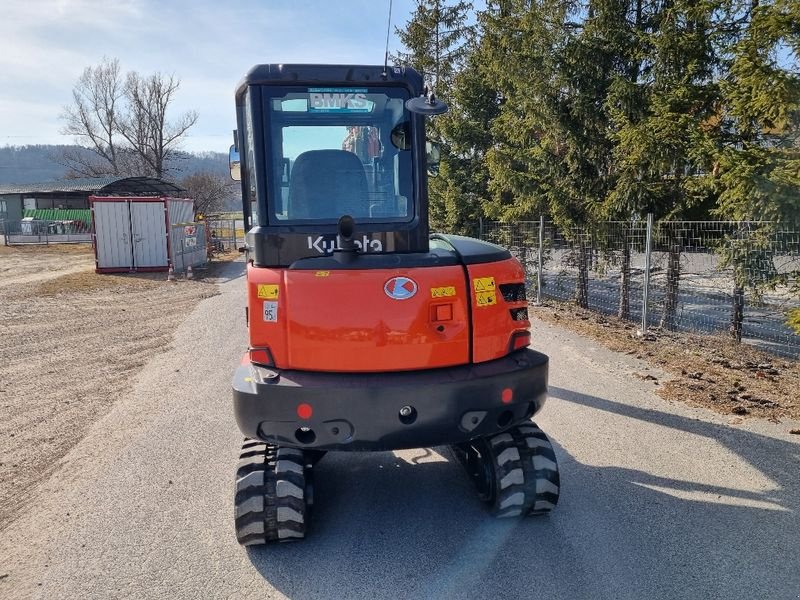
[0,145,228,185]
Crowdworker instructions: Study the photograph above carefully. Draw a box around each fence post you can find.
[640,213,653,334]
[479,217,484,239]
[536,216,544,305]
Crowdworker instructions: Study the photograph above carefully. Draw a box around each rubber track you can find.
[488,423,560,517]
[234,441,308,545]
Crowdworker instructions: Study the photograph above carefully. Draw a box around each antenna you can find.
[382,0,394,78]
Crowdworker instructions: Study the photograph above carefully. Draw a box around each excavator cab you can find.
[231,65,434,265]
[230,64,559,545]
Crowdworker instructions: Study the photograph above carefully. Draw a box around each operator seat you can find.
[288,150,370,220]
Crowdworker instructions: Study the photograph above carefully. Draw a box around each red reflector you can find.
[512,333,531,350]
[249,348,273,366]
[501,388,513,404]
[297,403,313,420]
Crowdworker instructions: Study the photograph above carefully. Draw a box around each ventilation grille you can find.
[499,283,526,302]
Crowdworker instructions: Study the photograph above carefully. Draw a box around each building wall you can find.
[0,194,23,221]
[25,194,89,210]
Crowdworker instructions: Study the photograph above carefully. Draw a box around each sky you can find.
[0,0,421,153]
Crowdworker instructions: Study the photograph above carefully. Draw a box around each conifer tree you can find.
[715,0,800,226]
[394,1,475,231]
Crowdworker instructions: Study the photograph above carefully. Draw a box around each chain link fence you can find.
[481,218,800,358]
[1,218,93,245]
[204,217,245,254]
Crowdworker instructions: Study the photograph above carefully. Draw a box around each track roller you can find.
[454,422,560,517]
[234,440,312,545]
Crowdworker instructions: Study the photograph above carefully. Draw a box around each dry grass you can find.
[208,249,242,263]
[534,302,800,422]
[34,270,165,296]
[0,243,90,256]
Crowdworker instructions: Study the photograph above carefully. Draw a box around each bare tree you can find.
[60,57,125,177]
[120,72,198,178]
[59,57,198,179]
[180,171,236,216]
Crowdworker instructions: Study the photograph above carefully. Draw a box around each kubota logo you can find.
[384,277,418,300]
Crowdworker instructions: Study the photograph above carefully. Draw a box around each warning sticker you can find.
[473,277,496,292]
[257,284,279,300]
[473,277,497,307]
[315,271,331,277]
[263,301,279,322]
[476,291,497,307]
[431,286,457,298]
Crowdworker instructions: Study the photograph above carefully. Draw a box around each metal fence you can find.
[1,219,93,245]
[205,218,244,253]
[482,218,800,358]
[170,222,208,274]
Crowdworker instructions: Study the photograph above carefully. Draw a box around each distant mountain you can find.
[0,145,229,185]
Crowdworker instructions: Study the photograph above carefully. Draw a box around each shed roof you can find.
[0,176,186,196]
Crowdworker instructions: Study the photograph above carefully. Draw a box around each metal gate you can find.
[94,201,133,270]
[92,199,169,272]
[130,201,168,268]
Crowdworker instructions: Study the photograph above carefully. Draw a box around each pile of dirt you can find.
[0,254,223,528]
[533,303,800,423]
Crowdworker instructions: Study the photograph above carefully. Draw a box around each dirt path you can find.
[0,246,220,528]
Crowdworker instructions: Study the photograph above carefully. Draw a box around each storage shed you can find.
[91,196,195,273]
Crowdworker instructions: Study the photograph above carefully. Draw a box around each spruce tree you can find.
[394,1,475,232]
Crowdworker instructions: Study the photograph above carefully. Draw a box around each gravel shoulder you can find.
[0,261,798,599]
[0,246,220,528]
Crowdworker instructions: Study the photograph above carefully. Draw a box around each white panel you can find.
[94,202,132,269]
[167,198,194,226]
[131,201,168,268]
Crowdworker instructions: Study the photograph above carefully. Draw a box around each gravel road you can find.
[1,260,798,600]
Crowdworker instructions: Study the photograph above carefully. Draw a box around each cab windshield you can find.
[264,86,413,224]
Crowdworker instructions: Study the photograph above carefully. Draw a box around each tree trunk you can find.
[618,231,631,320]
[730,286,745,342]
[575,235,589,309]
[661,238,681,330]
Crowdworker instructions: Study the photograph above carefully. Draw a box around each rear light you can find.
[499,283,527,302]
[509,307,529,321]
[509,331,531,352]
[248,347,275,367]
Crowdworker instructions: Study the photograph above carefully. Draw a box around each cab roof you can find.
[235,64,424,101]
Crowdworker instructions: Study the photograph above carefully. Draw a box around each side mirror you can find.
[426,141,441,177]
[229,145,241,181]
[406,94,448,115]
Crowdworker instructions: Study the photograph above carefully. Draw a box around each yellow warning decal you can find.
[473,277,496,292]
[476,291,497,306]
[473,277,497,307]
[315,271,331,277]
[431,286,457,298]
[257,284,279,300]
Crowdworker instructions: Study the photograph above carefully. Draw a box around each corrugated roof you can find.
[0,176,185,195]
[0,177,122,194]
